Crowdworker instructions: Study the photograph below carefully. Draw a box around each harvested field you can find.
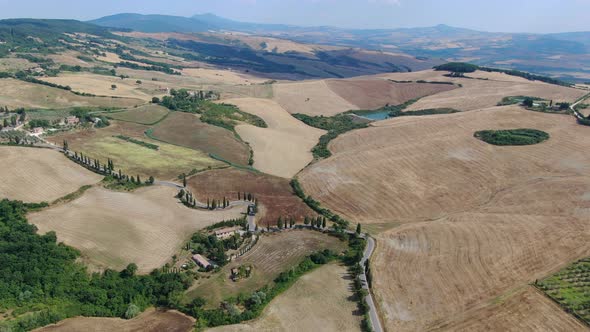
[228,98,325,177]
[39,73,166,101]
[185,230,347,306]
[150,111,250,165]
[326,78,457,110]
[0,57,36,72]
[298,105,590,330]
[380,70,586,112]
[207,263,361,332]
[273,80,358,116]
[182,68,266,85]
[47,51,94,68]
[429,287,587,332]
[0,78,142,109]
[299,106,590,223]
[107,104,170,125]
[0,147,101,203]
[36,308,194,332]
[47,121,222,180]
[187,168,314,227]
[28,186,245,273]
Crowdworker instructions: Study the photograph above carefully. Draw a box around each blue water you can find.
[355,111,390,121]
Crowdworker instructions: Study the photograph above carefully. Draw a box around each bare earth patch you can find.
[35,308,194,332]
[0,147,102,203]
[28,186,245,273]
[207,263,361,332]
[228,98,325,178]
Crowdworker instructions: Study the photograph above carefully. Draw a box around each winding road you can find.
[343,231,382,332]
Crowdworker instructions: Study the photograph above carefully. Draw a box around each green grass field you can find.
[106,104,170,125]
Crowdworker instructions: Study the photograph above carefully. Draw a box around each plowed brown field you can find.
[187,168,314,227]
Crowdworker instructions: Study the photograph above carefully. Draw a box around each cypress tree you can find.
[322,217,326,228]
[356,223,362,235]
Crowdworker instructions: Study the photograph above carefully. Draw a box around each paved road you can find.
[343,231,382,332]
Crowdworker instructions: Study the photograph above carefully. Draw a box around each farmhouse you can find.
[65,116,80,125]
[214,226,240,239]
[32,127,44,134]
[192,254,211,269]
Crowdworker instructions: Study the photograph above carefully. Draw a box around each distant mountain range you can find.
[90,13,590,82]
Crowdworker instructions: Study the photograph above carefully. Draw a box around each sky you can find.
[0,0,588,33]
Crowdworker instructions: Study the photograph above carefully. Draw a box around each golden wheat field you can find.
[273,80,358,116]
[429,287,587,331]
[228,97,326,177]
[0,147,102,202]
[206,263,361,332]
[380,70,586,112]
[0,78,142,109]
[28,186,245,273]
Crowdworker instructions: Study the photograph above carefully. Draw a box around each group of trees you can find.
[68,148,154,188]
[188,232,243,267]
[293,113,368,159]
[290,179,350,230]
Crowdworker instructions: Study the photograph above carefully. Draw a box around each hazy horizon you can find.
[0,0,588,34]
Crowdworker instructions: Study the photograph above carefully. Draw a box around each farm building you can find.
[214,226,240,240]
[31,127,43,134]
[192,254,211,269]
[65,116,80,125]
